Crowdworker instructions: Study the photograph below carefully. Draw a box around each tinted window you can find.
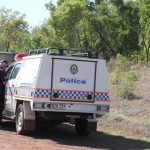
[9,63,21,80]
[6,66,14,79]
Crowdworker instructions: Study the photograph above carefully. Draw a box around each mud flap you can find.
[24,120,35,131]
[23,101,35,131]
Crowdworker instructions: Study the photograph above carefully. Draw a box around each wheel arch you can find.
[15,99,23,115]
[15,100,36,134]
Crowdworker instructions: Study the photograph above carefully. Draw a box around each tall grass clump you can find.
[109,54,138,99]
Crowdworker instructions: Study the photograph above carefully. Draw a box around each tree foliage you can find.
[0,7,31,53]
[45,0,141,59]
[138,0,150,66]
[0,0,150,64]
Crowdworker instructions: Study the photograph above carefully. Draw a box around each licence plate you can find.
[48,103,66,110]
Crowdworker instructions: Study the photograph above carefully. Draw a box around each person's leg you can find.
[0,103,3,125]
[0,88,4,124]
[0,111,2,125]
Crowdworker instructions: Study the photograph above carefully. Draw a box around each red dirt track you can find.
[0,120,150,150]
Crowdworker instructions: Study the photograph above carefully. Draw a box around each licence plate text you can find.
[48,103,66,110]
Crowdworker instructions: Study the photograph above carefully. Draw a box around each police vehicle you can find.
[3,48,110,135]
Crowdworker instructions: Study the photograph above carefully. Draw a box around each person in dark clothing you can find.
[0,60,8,124]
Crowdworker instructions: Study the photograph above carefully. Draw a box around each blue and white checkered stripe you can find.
[33,89,110,101]
[53,90,93,100]
[34,89,51,98]
[95,93,110,101]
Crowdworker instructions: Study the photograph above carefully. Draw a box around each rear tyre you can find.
[16,104,26,135]
[75,119,90,136]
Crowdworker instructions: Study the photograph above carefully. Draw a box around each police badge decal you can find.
[70,64,78,75]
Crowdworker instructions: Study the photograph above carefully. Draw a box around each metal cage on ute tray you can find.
[29,48,98,59]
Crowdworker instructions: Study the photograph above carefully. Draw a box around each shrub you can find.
[108,58,116,72]
[109,54,138,99]
[115,54,130,71]
[117,70,138,99]
[110,67,122,84]
[108,54,130,72]
[117,81,134,99]
[124,70,138,82]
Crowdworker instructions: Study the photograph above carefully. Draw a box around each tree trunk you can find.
[146,49,149,67]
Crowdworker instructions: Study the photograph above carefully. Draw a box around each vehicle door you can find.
[5,63,21,112]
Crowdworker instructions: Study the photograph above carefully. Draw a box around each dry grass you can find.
[97,113,150,140]
[98,65,150,141]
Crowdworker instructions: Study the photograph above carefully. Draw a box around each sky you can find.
[0,0,57,27]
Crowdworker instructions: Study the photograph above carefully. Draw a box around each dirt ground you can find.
[0,120,150,150]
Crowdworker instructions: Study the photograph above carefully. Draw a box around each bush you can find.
[124,70,138,82]
[108,54,130,72]
[109,54,139,99]
[115,54,130,71]
[117,82,134,99]
[108,58,116,72]
[110,67,122,84]
[117,70,138,99]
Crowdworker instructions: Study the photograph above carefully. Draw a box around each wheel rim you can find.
[17,110,23,131]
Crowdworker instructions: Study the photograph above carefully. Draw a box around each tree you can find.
[46,0,87,49]
[0,7,31,53]
[110,0,140,57]
[31,23,56,50]
[138,0,150,66]
[45,0,140,59]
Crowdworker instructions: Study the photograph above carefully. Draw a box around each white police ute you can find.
[3,48,110,135]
